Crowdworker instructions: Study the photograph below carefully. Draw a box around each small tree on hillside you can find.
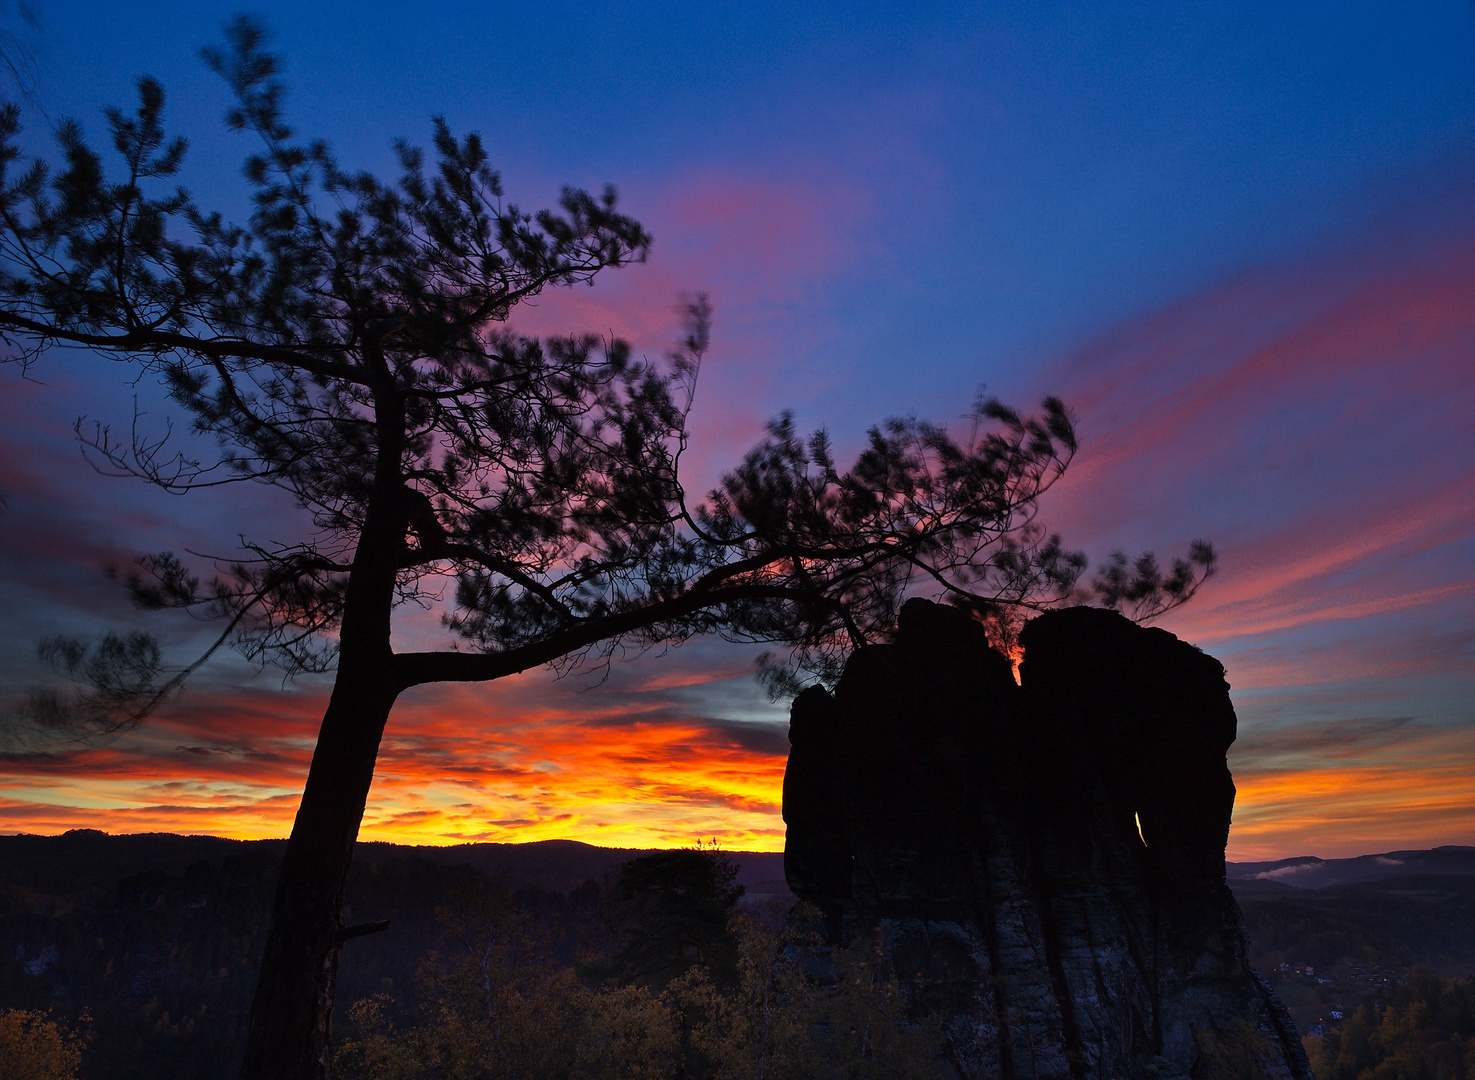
[0,21,1211,1079]
[584,846,747,989]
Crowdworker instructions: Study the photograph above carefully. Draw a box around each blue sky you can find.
[0,1,1470,856]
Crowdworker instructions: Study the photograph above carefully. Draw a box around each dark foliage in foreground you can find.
[0,841,945,1079]
[1304,973,1475,1080]
[2,833,1472,1078]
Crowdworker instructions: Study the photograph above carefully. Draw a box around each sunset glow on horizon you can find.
[1,2,1471,864]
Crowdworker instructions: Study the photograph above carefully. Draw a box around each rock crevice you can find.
[783,600,1310,1079]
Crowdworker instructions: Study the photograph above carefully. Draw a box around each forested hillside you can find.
[1,832,1471,1078]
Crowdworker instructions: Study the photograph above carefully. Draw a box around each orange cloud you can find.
[0,668,792,850]
[1228,746,1475,861]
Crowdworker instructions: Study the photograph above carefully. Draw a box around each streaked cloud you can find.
[0,8,1470,863]
[3,184,1469,859]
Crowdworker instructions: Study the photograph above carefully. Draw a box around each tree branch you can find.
[392,581,814,689]
[0,311,366,384]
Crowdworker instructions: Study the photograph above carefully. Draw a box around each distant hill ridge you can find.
[0,829,791,898]
[1,829,1469,898]
[1225,846,1475,890]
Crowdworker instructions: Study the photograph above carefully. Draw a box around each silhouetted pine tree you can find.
[0,19,1210,1077]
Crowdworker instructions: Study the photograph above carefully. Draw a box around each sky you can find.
[0,1,1471,860]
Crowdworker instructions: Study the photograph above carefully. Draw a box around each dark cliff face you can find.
[783,600,1311,1080]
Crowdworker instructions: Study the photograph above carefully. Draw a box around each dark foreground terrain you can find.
[1226,847,1475,1032]
[0,830,791,1079]
[1235,872,1475,1032]
[0,831,1470,1078]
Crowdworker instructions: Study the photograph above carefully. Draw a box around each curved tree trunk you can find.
[243,387,410,1080]
[240,665,399,1080]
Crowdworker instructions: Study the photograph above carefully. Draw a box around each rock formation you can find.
[782,600,1310,1079]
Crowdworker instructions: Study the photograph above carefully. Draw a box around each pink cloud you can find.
[502,168,875,491]
[1024,216,1474,692]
